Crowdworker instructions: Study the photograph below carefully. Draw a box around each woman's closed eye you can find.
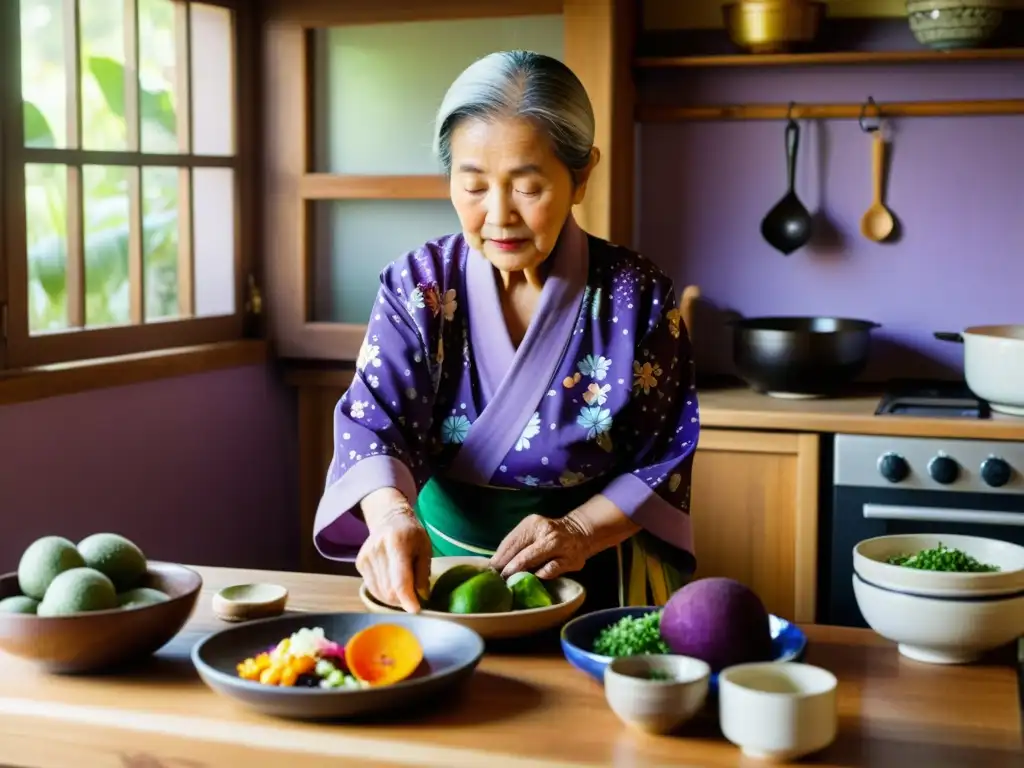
[463,187,541,197]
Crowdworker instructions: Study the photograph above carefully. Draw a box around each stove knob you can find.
[980,457,1012,488]
[877,452,910,483]
[928,455,960,485]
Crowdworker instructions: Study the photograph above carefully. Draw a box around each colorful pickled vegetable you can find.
[343,623,424,686]
[235,625,421,689]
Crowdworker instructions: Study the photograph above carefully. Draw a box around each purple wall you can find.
[0,365,299,574]
[637,62,1024,381]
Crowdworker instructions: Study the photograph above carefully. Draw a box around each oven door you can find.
[825,485,1024,627]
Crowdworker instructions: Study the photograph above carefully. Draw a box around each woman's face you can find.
[449,116,597,273]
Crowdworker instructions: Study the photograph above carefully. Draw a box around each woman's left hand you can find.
[490,496,642,580]
[490,514,592,580]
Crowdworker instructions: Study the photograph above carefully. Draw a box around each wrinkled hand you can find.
[355,507,432,613]
[490,514,592,580]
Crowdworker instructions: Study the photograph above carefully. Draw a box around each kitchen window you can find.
[0,0,258,370]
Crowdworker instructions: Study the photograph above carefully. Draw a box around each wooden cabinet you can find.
[291,372,352,574]
[690,429,820,624]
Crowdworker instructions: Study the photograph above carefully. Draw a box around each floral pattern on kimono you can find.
[312,224,700,562]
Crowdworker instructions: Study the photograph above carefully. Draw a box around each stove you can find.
[822,431,1024,628]
[875,378,990,419]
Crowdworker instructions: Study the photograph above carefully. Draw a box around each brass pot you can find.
[723,0,827,54]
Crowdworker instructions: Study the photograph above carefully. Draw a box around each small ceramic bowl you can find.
[603,655,710,734]
[718,662,838,762]
[212,583,288,622]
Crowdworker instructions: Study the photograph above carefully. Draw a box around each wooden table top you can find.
[0,566,1020,768]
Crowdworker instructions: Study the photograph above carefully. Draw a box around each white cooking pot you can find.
[935,325,1024,417]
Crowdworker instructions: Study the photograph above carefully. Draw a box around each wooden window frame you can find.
[0,0,261,371]
[261,0,636,363]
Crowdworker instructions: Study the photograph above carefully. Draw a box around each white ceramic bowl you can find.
[853,573,1024,664]
[718,662,838,762]
[603,655,711,734]
[854,534,1024,598]
[359,556,586,640]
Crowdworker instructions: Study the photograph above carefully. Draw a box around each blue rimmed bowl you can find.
[559,606,806,691]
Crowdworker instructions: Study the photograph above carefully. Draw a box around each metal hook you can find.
[859,96,881,133]
[786,101,796,122]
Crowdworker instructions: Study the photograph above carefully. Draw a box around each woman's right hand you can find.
[356,490,433,614]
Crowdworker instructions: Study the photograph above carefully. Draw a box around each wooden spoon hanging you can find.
[860,130,894,242]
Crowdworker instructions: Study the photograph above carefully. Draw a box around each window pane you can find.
[312,200,462,324]
[25,164,69,333]
[142,167,180,321]
[190,3,234,156]
[138,0,180,153]
[83,165,131,327]
[80,0,128,151]
[313,16,565,175]
[193,167,235,317]
[20,0,68,148]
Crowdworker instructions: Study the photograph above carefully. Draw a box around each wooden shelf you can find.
[638,99,1024,122]
[635,47,1024,69]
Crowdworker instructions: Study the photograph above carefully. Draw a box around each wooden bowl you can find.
[359,555,586,640]
[212,583,289,622]
[0,561,202,673]
[723,0,826,54]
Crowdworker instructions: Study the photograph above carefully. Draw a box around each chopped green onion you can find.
[592,611,670,657]
[886,542,999,573]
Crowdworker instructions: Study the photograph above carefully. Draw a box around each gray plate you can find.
[191,611,485,720]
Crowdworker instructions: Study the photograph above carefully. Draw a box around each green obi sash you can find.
[414,475,694,609]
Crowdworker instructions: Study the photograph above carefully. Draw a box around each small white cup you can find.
[718,662,838,762]
[603,655,711,734]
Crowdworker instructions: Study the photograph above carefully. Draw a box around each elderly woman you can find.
[313,50,700,613]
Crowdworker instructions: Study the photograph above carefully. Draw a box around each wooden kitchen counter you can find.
[698,385,1024,441]
[1,567,1020,768]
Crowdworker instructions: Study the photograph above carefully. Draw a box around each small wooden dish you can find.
[212,583,288,622]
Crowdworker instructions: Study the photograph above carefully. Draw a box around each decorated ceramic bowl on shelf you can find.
[906,0,1005,50]
[559,606,807,691]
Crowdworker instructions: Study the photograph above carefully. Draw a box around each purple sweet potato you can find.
[659,577,773,672]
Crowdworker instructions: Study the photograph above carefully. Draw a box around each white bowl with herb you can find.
[854,534,1024,598]
[603,655,711,734]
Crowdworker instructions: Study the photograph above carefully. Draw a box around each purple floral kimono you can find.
[314,215,701,608]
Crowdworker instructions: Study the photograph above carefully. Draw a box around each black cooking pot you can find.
[728,316,880,398]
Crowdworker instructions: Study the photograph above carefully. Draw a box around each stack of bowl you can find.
[852,533,1024,664]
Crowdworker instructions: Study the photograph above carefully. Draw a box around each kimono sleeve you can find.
[313,283,440,561]
[598,289,700,557]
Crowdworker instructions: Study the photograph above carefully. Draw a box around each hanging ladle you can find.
[760,104,813,256]
[858,99,894,242]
